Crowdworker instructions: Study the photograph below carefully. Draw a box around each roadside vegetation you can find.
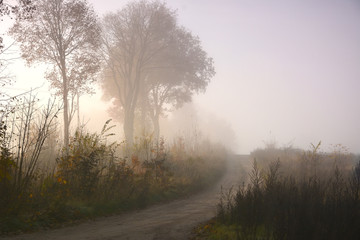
[0,0,222,235]
[0,97,226,234]
[198,143,360,240]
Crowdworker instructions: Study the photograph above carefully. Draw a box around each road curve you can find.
[1,155,248,240]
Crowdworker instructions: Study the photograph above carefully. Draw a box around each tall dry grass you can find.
[215,144,360,240]
[1,110,227,234]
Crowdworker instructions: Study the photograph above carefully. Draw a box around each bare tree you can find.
[0,42,16,101]
[101,1,214,144]
[9,0,101,148]
[13,95,60,193]
[0,92,60,214]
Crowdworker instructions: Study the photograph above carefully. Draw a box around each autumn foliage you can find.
[0,117,226,234]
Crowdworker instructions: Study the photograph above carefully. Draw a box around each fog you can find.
[2,0,360,238]
[3,0,360,154]
[164,0,360,154]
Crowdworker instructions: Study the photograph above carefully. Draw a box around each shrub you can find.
[1,117,227,234]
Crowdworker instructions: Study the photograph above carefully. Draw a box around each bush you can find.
[0,119,227,234]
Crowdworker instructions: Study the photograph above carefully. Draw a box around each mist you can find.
[1,0,360,239]
[4,0,359,154]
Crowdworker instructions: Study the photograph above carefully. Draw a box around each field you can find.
[197,144,360,240]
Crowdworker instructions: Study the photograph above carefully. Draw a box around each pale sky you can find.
[2,0,360,154]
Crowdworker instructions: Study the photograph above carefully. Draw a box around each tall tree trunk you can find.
[139,83,149,135]
[124,108,134,147]
[61,62,70,150]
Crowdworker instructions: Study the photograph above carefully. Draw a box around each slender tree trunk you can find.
[140,98,147,135]
[139,83,149,135]
[77,92,80,129]
[63,88,69,149]
[153,113,160,143]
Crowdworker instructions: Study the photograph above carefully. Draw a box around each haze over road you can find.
[1,155,248,240]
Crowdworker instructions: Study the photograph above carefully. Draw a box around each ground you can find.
[0,155,247,240]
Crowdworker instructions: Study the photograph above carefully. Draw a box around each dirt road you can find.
[1,155,248,240]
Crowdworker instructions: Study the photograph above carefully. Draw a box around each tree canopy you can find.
[10,0,101,148]
[101,1,215,143]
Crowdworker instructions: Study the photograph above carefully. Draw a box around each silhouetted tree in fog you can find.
[101,1,214,144]
[145,28,215,140]
[9,0,101,149]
